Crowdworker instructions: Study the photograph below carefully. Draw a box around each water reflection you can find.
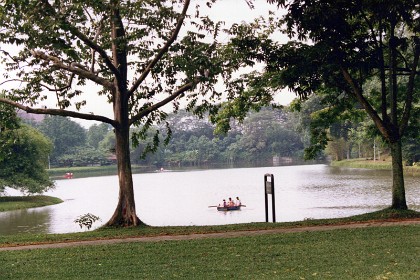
[0,208,52,234]
[0,164,419,235]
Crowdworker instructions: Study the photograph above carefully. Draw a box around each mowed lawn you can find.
[1,225,419,279]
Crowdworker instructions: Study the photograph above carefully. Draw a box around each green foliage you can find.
[162,108,304,165]
[37,116,87,165]
[74,213,101,230]
[0,125,54,194]
[86,123,110,149]
[222,0,419,145]
[0,100,19,132]
[56,146,112,167]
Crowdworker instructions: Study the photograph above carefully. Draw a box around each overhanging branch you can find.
[340,66,394,141]
[129,80,196,126]
[31,50,114,90]
[0,98,117,127]
[39,0,119,77]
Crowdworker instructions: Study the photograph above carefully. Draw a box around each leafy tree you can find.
[0,123,53,194]
[38,116,87,166]
[56,146,111,167]
[0,98,19,133]
[222,0,419,210]
[0,103,20,193]
[87,123,110,149]
[0,1,230,226]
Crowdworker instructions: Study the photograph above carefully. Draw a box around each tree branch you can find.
[43,73,76,92]
[399,39,420,136]
[0,97,117,127]
[39,0,119,77]
[90,16,107,73]
[30,50,114,89]
[340,66,394,141]
[129,80,196,126]
[128,0,190,96]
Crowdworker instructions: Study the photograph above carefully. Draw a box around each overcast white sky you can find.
[3,0,295,127]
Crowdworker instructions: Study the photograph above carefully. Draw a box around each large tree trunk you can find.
[104,3,141,227]
[105,123,141,226]
[389,140,408,210]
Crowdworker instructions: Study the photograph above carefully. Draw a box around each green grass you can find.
[1,208,419,247]
[0,196,63,212]
[0,225,419,279]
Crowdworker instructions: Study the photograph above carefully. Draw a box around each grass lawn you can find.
[0,196,63,212]
[0,225,419,279]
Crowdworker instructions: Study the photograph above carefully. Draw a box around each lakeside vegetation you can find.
[47,157,420,180]
[331,158,420,176]
[0,196,63,212]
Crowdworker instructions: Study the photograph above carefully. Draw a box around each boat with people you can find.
[216,205,242,211]
[213,196,243,211]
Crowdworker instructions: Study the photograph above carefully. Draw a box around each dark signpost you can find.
[264,173,276,222]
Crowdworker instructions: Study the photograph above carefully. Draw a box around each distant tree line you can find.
[21,107,306,168]
[15,100,419,171]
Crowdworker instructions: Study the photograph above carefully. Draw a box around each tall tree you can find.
[38,116,87,165]
[275,0,419,209]
[87,123,110,149]
[0,1,227,226]
[222,0,419,210]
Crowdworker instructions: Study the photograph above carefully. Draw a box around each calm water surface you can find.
[1,164,419,235]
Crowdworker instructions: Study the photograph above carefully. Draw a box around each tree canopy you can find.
[0,0,238,226]
[220,0,419,209]
[0,110,53,194]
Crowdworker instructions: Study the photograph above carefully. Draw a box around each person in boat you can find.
[221,199,227,207]
[228,197,234,207]
[235,196,241,206]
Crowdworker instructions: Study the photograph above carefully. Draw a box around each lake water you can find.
[1,164,419,235]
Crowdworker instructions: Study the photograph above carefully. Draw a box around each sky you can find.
[2,0,295,128]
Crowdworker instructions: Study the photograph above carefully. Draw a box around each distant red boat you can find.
[64,173,73,179]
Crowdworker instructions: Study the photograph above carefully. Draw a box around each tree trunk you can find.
[389,140,407,210]
[105,124,141,226]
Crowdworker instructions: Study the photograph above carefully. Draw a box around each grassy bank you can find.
[1,224,419,279]
[0,209,419,279]
[1,208,419,247]
[331,158,420,176]
[47,164,155,179]
[0,196,63,212]
[47,165,118,179]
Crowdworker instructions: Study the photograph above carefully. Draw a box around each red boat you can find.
[64,172,73,179]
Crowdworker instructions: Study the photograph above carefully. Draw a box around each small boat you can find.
[64,172,73,179]
[217,205,241,211]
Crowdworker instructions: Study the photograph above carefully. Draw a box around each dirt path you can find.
[1,219,419,251]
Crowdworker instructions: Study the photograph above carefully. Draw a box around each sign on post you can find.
[264,173,276,223]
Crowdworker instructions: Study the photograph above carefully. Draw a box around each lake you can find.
[1,164,419,235]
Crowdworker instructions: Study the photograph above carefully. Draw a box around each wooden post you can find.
[264,173,276,223]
